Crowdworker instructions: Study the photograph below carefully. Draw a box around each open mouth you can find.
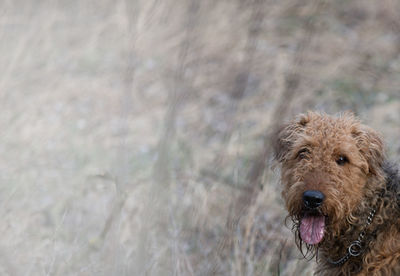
[299,213,326,245]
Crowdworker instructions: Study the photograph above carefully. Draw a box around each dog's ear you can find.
[272,113,310,163]
[352,125,384,175]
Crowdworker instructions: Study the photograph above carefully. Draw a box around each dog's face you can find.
[273,112,384,247]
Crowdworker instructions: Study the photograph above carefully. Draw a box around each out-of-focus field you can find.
[1,0,400,275]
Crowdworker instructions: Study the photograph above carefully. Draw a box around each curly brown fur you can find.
[273,111,400,275]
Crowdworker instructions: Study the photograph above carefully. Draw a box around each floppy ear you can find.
[272,113,310,163]
[352,125,384,175]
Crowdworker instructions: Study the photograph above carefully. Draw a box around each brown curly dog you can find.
[273,111,400,275]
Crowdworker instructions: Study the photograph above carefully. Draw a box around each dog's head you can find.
[273,111,384,251]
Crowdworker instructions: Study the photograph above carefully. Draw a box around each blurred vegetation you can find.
[0,0,399,275]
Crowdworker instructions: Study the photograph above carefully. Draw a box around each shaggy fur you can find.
[273,111,400,275]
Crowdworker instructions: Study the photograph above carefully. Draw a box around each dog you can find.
[273,111,400,275]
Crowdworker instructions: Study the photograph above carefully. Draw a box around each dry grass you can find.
[0,0,400,275]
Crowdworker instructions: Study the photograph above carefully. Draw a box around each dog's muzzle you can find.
[300,190,326,245]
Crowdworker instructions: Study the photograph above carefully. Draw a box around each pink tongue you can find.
[300,215,325,245]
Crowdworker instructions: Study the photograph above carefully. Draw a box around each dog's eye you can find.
[297,148,310,160]
[336,155,349,166]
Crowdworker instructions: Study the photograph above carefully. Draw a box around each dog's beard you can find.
[289,211,327,259]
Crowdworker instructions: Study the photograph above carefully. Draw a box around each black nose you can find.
[303,190,325,209]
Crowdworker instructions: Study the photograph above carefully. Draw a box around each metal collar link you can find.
[327,208,377,266]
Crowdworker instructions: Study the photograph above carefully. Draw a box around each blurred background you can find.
[1,0,400,275]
